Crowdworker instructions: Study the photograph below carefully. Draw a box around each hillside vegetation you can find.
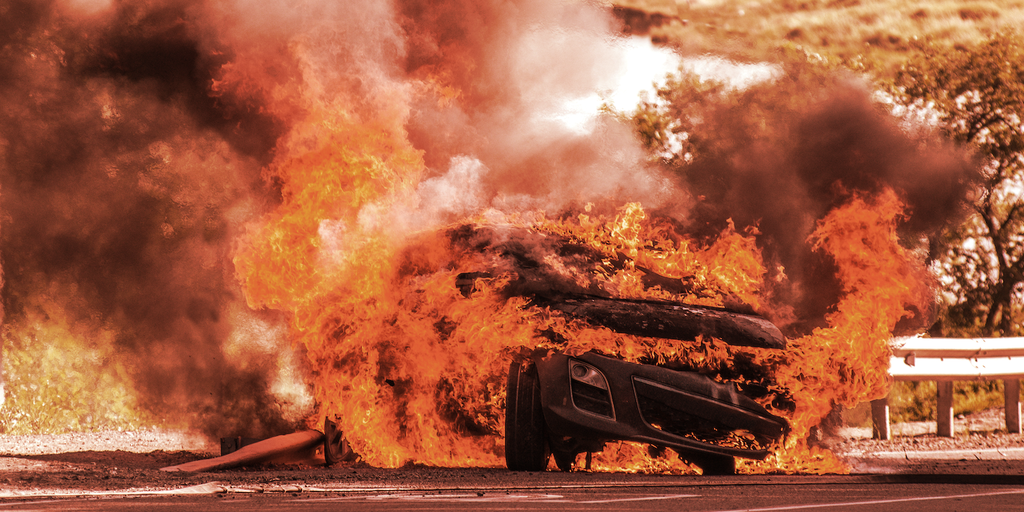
[616,0,1024,74]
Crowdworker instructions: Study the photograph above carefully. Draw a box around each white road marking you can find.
[301,493,567,503]
[299,492,697,504]
[578,494,699,504]
[0,482,229,499]
[302,481,701,493]
[712,487,1024,511]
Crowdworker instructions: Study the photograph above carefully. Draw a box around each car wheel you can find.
[505,359,550,471]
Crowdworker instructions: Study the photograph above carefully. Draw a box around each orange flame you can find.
[231,45,930,471]
[237,131,930,472]
[748,187,932,474]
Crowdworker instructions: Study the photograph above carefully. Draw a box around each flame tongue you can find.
[750,188,931,474]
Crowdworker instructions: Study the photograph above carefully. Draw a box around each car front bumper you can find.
[533,351,788,461]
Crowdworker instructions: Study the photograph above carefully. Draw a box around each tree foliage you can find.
[890,34,1024,336]
[632,48,840,170]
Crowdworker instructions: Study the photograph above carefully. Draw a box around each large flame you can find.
[0,0,953,472]
[226,4,933,469]
[236,129,928,472]
[745,188,932,473]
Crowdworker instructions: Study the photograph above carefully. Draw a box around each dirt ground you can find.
[833,406,1024,453]
[0,433,389,497]
[2,408,1024,496]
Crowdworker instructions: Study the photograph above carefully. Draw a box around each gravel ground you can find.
[2,408,1023,496]
[0,429,218,457]
[831,406,1024,456]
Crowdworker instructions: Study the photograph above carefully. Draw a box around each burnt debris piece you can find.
[161,430,326,472]
[220,436,264,455]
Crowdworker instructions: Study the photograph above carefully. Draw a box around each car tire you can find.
[505,359,550,471]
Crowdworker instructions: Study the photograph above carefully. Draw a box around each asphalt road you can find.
[3,466,1024,511]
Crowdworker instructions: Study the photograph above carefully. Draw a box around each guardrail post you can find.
[936,381,954,437]
[871,398,890,440]
[889,336,1024,437]
[1006,379,1021,434]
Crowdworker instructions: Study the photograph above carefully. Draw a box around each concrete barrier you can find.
[872,336,1024,439]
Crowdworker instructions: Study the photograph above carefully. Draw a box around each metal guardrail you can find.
[871,336,1024,439]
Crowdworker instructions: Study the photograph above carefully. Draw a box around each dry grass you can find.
[622,0,1024,74]
[0,304,150,435]
[609,0,680,15]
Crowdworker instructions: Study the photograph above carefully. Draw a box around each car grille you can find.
[634,377,770,451]
[636,392,732,441]
[570,380,614,417]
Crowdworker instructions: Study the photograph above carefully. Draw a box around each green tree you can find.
[891,34,1024,337]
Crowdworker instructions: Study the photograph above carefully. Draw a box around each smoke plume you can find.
[0,0,676,436]
[0,0,977,440]
[0,0,293,436]
[671,77,978,333]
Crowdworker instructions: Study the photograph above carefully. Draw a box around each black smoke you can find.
[669,77,979,334]
[0,0,292,437]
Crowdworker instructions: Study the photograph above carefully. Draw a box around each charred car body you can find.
[504,305,789,475]
[451,225,792,475]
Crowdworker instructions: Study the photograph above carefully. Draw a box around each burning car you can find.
[504,318,789,475]
[450,224,792,475]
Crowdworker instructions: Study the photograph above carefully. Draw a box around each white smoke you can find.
[354,155,490,239]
